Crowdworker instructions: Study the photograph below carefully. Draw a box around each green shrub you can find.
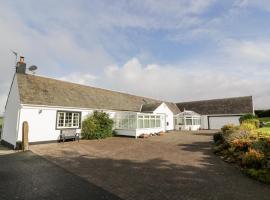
[223,130,249,144]
[244,168,270,184]
[242,148,265,169]
[213,132,223,144]
[251,139,270,153]
[240,122,256,131]
[242,119,260,129]
[231,139,251,152]
[81,111,114,140]
[221,124,237,134]
[213,143,230,154]
[239,114,258,124]
[81,117,97,139]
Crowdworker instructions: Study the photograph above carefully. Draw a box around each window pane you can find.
[65,113,72,127]
[123,119,129,129]
[57,112,81,128]
[179,118,184,124]
[58,112,65,127]
[138,118,144,128]
[156,117,161,127]
[144,116,150,128]
[186,118,192,125]
[150,116,155,128]
[73,113,79,127]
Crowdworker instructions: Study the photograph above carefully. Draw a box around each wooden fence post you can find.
[22,121,29,151]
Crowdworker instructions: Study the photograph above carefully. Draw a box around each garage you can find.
[208,116,240,130]
[177,96,254,130]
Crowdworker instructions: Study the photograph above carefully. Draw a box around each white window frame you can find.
[56,111,81,129]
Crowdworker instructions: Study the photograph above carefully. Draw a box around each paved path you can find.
[31,131,270,200]
[0,151,121,200]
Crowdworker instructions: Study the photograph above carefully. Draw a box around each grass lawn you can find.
[257,127,270,138]
[259,117,270,122]
[259,117,270,128]
[258,127,270,133]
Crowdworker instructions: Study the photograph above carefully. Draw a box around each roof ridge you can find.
[177,96,252,104]
[18,73,161,102]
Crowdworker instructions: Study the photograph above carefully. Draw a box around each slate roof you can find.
[176,96,253,115]
[141,102,162,113]
[165,102,181,115]
[141,102,180,114]
[16,73,161,112]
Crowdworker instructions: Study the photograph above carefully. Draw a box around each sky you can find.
[1,0,270,114]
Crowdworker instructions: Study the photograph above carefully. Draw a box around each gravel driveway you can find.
[31,131,270,200]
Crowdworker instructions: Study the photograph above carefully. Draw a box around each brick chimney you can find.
[16,56,26,74]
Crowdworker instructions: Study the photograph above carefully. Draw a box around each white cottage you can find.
[1,58,254,149]
[1,58,181,149]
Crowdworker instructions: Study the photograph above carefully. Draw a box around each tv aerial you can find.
[10,49,18,65]
[28,65,38,74]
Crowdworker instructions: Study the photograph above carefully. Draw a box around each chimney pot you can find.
[16,56,26,74]
[19,56,25,63]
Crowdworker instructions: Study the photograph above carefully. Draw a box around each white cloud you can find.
[60,58,270,110]
[0,0,270,114]
[221,39,270,64]
[235,0,270,11]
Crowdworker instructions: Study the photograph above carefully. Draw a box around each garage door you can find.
[208,116,240,129]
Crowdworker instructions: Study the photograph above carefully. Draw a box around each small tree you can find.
[81,111,114,139]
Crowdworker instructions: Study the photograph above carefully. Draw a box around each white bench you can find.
[60,129,79,142]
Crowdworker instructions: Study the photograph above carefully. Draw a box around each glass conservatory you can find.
[174,110,201,131]
[114,112,166,137]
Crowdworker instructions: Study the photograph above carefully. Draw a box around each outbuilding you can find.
[176,96,254,130]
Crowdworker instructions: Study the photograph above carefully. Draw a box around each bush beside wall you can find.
[81,111,114,140]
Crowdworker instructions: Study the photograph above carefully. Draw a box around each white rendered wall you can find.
[135,127,165,137]
[2,75,21,147]
[115,129,136,137]
[17,106,97,143]
[153,103,174,131]
[176,125,201,131]
[115,127,165,138]
[200,115,209,129]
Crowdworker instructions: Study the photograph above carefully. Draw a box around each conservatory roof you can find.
[176,110,201,117]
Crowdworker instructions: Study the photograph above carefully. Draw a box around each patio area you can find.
[31,131,270,200]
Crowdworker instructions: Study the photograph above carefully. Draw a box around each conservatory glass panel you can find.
[129,115,137,129]
[150,116,156,128]
[178,117,184,125]
[138,116,144,128]
[193,118,201,125]
[186,118,192,125]
[144,116,150,128]
[156,116,161,127]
